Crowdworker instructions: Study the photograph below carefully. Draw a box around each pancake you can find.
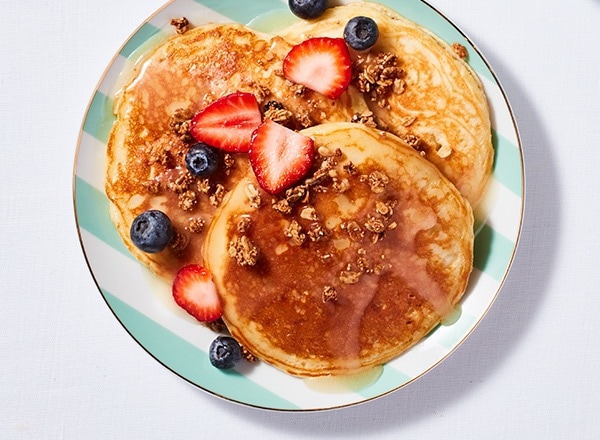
[280,2,493,207]
[105,23,369,281]
[204,122,474,376]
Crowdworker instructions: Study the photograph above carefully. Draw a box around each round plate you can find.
[73,0,523,411]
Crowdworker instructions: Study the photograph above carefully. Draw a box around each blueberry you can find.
[288,0,328,20]
[343,16,379,51]
[129,210,173,253]
[185,142,220,178]
[209,336,242,369]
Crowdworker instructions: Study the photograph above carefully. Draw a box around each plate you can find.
[73,0,524,411]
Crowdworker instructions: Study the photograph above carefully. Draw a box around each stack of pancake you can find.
[105,2,491,377]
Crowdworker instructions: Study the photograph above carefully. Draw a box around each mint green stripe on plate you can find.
[102,289,300,410]
[358,365,411,400]
[74,176,132,259]
[492,129,523,196]
[193,0,287,25]
[473,223,516,281]
[120,22,163,59]
[82,91,115,143]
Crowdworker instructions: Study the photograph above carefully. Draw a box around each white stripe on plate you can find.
[461,267,504,316]
[481,74,519,145]
[476,177,523,242]
[76,132,107,192]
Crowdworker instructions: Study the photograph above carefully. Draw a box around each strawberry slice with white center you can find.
[249,119,314,195]
[283,37,352,100]
[190,92,262,153]
[172,264,222,323]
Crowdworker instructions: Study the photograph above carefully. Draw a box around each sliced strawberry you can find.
[283,37,352,100]
[249,120,314,195]
[190,92,262,153]
[172,264,222,323]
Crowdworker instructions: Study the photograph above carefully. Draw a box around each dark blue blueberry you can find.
[129,210,173,253]
[288,0,328,20]
[185,142,220,178]
[209,336,242,369]
[343,16,379,51]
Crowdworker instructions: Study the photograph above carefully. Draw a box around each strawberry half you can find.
[283,37,352,100]
[190,92,262,153]
[249,119,314,195]
[172,264,222,323]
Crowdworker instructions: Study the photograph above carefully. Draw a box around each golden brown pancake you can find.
[281,2,493,207]
[105,23,368,280]
[204,123,474,376]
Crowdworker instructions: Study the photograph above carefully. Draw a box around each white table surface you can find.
[2,0,599,438]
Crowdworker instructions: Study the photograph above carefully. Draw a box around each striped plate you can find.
[73,0,524,411]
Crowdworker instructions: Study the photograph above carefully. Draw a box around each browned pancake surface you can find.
[205,123,473,376]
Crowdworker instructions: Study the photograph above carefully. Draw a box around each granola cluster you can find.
[263,101,294,127]
[170,17,190,34]
[354,52,405,108]
[322,285,338,303]
[228,235,259,267]
[168,108,194,142]
[161,171,228,214]
[186,217,205,233]
[452,42,468,59]
[144,137,175,167]
[351,111,377,128]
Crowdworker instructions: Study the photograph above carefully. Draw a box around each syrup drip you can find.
[303,366,384,394]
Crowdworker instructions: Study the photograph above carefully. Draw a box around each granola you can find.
[142,180,160,194]
[241,346,257,363]
[170,17,190,34]
[284,220,306,246]
[307,222,330,242]
[209,183,226,207]
[228,236,259,266]
[452,42,468,59]
[351,111,378,128]
[236,216,252,234]
[339,268,361,284]
[299,206,319,221]
[263,101,294,127]
[168,172,194,194]
[341,221,365,242]
[322,285,338,302]
[245,183,262,209]
[223,154,235,176]
[363,170,389,194]
[169,108,193,142]
[186,217,205,233]
[364,215,386,235]
[178,190,197,211]
[354,52,404,107]
[197,178,212,195]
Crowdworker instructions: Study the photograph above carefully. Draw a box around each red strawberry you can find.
[283,37,352,100]
[249,119,314,194]
[172,264,222,323]
[190,92,262,153]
